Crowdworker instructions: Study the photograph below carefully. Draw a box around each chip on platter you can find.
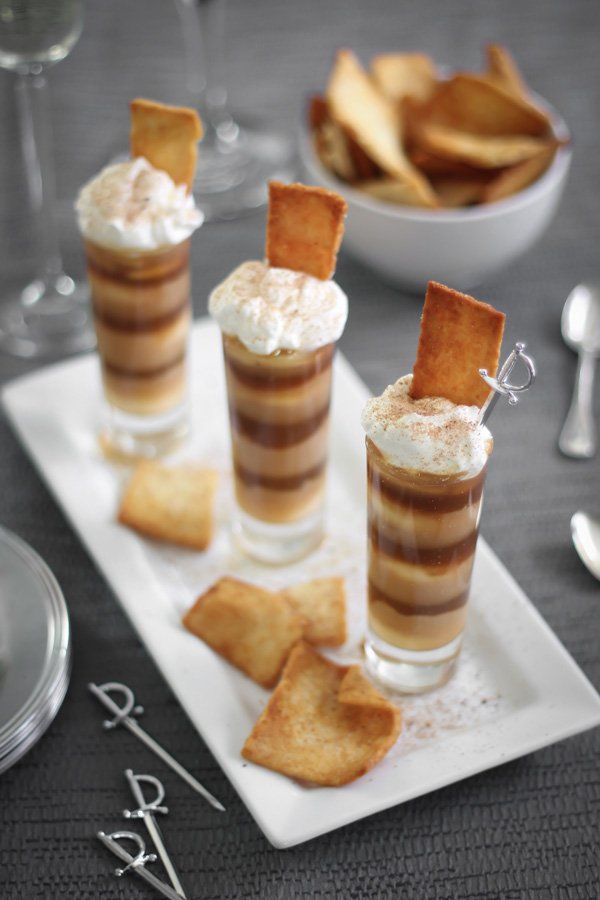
[182,577,304,688]
[118,461,217,550]
[411,281,506,407]
[130,98,203,191]
[265,181,347,280]
[283,577,346,647]
[242,643,401,786]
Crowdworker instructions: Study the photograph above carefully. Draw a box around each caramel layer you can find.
[93,298,189,333]
[226,344,334,390]
[369,522,478,566]
[234,459,325,491]
[103,352,185,380]
[368,461,485,513]
[229,403,330,448]
[368,579,469,617]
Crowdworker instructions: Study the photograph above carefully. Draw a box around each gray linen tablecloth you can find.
[1,1,599,897]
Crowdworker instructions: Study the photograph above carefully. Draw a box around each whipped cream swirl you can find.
[208,260,348,355]
[362,375,492,477]
[76,157,202,251]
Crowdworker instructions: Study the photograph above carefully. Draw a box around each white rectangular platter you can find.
[3,319,600,848]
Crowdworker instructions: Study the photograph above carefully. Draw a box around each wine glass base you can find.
[193,116,295,221]
[0,275,95,359]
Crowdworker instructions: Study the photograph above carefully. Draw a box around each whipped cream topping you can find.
[362,375,492,477]
[76,157,202,251]
[208,260,348,355]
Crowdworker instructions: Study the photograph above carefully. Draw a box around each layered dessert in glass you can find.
[210,181,348,564]
[362,281,506,692]
[76,100,203,458]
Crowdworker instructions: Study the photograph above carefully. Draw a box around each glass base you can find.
[99,402,189,462]
[364,631,463,694]
[192,115,294,221]
[233,506,324,566]
[0,274,95,359]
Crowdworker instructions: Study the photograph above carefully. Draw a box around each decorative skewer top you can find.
[478,342,536,426]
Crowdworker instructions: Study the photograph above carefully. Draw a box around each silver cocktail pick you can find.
[88,681,225,812]
[123,769,187,899]
[97,830,182,900]
[478,342,536,426]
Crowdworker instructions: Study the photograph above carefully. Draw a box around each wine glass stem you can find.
[176,0,233,146]
[16,68,64,291]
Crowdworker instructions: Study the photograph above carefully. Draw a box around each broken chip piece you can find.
[182,577,304,688]
[118,460,217,550]
[283,577,347,647]
[242,643,401,786]
[130,98,203,191]
[265,180,348,280]
[411,280,506,407]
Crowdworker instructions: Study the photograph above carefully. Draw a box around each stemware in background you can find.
[174,0,294,220]
[0,0,94,358]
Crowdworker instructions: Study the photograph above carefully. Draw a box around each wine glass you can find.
[174,0,294,221]
[0,0,95,358]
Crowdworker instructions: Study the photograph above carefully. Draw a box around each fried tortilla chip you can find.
[409,148,490,178]
[357,177,438,207]
[118,461,217,550]
[424,74,551,137]
[431,175,489,207]
[130,98,203,191]
[481,143,558,203]
[411,281,506,407]
[485,44,527,99]
[183,577,303,688]
[415,122,550,169]
[282,577,346,647]
[371,52,437,104]
[326,49,437,207]
[265,180,347,280]
[308,94,330,130]
[337,666,394,709]
[242,644,401,786]
[314,120,357,181]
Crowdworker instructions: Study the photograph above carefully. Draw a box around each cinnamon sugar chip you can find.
[130,98,203,191]
[282,577,346,647]
[422,74,551,137]
[371,53,438,105]
[182,577,303,688]
[411,281,505,407]
[265,181,347,280]
[481,143,559,203]
[485,44,527,99]
[326,49,437,207]
[118,461,217,550]
[242,644,401,786]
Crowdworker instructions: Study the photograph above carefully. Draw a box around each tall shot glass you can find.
[221,333,336,564]
[84,237,192,459]
[364,438,490,693]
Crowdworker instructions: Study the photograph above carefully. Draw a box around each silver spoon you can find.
[559,283,600,458]
[571,511,600,581]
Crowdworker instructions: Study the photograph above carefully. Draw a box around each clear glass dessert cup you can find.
[222,333,335,564]
[364,438,489,693]
[85,238,192,459]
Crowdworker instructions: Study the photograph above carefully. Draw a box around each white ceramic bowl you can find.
[299,103,571,292]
